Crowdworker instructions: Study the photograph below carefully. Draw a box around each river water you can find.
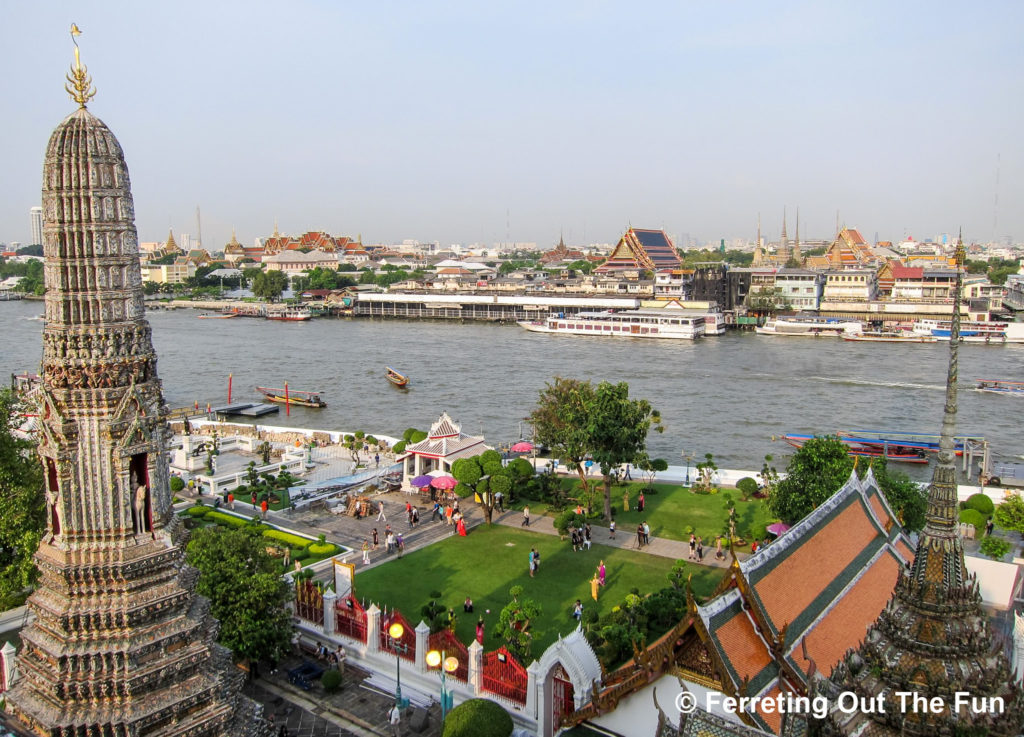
[3,299,1022,478]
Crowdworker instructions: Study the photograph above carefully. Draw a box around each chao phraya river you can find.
[3,299,1022,477]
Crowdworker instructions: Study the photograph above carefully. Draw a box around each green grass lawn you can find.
[354,525,723,656]
[512,479,776,546]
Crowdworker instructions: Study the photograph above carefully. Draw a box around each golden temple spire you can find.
[65,23,96,108]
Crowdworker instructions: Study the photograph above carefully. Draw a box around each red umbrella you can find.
[510,441,533,453]
[430,475,457,490]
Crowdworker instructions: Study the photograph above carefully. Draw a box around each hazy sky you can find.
[2,1,1022,249]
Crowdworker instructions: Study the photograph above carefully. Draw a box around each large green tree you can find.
[452,449,510,525]
[492,585,541,663]
[185,526,293,666]
[0,389,45,603]
[586,381,663,521]
[768,436,927,530]
[251,269,289,301]
[528,378,597,511]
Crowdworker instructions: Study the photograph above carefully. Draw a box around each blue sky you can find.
[2,1,1021,249]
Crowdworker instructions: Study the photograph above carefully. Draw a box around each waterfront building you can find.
[815,239,1024,736]
[820,268,878,304]
[774,268,823,310]
[139,258,196,284]
[1003,273,1024,312]
[594,228,682,274]
[653,268,694,299]
[263,248,339,274]
[890,263,957,302]
[29,206,42,246]
[4,38,265,735]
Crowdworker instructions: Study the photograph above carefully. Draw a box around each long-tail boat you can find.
[256,386,326,408]
[976,379,1024,396]
[782,433,929,463]
[385,367,409,387]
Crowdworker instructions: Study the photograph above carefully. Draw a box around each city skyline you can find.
[1,2,1022,250]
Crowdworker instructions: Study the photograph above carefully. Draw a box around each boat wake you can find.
[807,377,945,391]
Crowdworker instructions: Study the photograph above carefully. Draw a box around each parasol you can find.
[766,522,790,536]
[411,475,433,487]
[510,441,533,453]
[430,475,457,490]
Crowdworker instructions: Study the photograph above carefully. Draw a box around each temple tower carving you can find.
[4,28,265,737]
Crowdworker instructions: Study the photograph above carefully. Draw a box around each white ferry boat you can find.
[755,316,863,336]
[910,319,1024,344]
[518,309,705,340]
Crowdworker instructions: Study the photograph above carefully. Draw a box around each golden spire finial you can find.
[65,23,96,108]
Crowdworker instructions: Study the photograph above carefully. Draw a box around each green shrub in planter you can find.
[205,511,249,529]
[184,505,210,518]
[980,536,1011,560]
[291,548,310,561]
[959,508,986,531]
[965,493,995,517]
[321,669,343,693]
[307,542,339,556]
[736,477,758,499]
[169,476,185,493]
[442,698,513,737]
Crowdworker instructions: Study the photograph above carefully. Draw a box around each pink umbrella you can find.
[510,441,533,453]
[430,475,457,490]
[766,522,790,536]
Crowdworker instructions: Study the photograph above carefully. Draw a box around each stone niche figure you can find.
[133,483,151,534]
[45,482,64,543]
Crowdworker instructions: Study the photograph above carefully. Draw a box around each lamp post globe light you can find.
[388,622,410,708]
[426,649,459,725]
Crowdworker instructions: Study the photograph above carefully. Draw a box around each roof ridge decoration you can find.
[65,24,96,108]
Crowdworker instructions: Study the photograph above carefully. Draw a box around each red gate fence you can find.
[379,609,415,661]
[481,647,527,705]
[427,628,469,682]
[294,579,324,626]
[334,595,368,643]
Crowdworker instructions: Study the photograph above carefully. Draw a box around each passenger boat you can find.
[385,367,410,387]
[518,309,705,340]
[910,319,1024,344]
[976,380,1024,396]
[256,387,326,408]
[266,308,312,322]
[755,316,863,336]
[197,312,237,319]
[836,430,982,457]
[842,330,937,343]
[782,434,929,463]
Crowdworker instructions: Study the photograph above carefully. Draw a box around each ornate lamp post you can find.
[425,649,459,725]
[681,449,690,487]
[388,622,410,708]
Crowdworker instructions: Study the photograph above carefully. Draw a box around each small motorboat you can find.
[256,387,327,408]
[385,367,409,387]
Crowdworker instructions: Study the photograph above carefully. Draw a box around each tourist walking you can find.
[377,500,386,522]
[529,549,536,578]
[388,704,402,737]
[533,548,540,572]
[227,492,234,510]
[609,519,616,539]
[598,560,606,586]
[584,523,592,550]
[715,535,724,560]
[522,505,530,527]
[396,532,405,557]
[386,531,395,554]
[431,501,442,522]
[457,517,467,537]
[411,507,419,527]
[696,536,704,562]
[362,540,370,564]
[260,499,268,520]
[375,453,380,467]
[624,464,632,480]
[372,527,379,550]
[636,523,644,548]
[643,521,650,545]
[570,527,579,552]
[688,533,696,560]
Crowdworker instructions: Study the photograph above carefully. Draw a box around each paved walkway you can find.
[249,657,444,737]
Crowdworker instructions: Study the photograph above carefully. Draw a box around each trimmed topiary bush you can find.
[959,508,986,531]
[291,548,310,561]
[307,542,339,556]
[184,505,210,518]
[965,493,995,517]
[263,529,313,548]
[442,698,513,737]
[553,510,586,536]
[205,511,249,529]
[392,441,407,454]
[321,668,343,693]
[736,477,758,500]
[169,476,185,493]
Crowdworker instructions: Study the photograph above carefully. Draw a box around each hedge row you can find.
[264,529,316,549]
[187,505,340,557]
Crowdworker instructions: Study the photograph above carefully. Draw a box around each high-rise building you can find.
[29,206,42,246]
[5,34,265,737]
